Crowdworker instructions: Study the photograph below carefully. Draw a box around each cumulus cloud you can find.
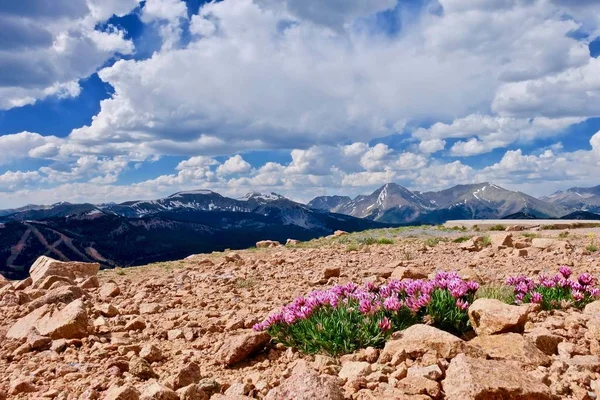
[415,114,583,156]
[418,139,446,154]
[0,0,139,109]
[64,0,592,156]
[0,132,63,165]
[493,58,600,118]
[0,171,41,192]
[217,155,252,176]
[258,0,397,30]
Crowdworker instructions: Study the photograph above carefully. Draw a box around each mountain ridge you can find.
[309,182,576,224]
[0,190,393,279]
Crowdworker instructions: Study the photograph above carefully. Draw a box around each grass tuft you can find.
[425,237,441,247]
[452,236,471,243]
[476,284,515,304]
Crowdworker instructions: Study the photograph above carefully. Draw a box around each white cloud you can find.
[0,171,41,191]
[217,155,252,176]
[418,139,446,154]
[415,114,583,156]
[141,0,187,23]
[258,0,397,30]
[0,0,139,109]
[141,0,188,49]
[493,58,600,118]
[0,132,63,165]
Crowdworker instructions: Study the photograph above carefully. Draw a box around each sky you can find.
[1,0,600,208]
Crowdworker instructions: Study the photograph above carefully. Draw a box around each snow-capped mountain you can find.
[542,185,600,214]
[239,192,286,203]
[417,183,567,223]
[335,183,435,223]
[309,182,571,224]
[307,196,352,212]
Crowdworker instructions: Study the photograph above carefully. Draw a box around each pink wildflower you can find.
[455,299,469,310]
[378,317,392,331]
[531,292,543,304]
[559,266,572,279]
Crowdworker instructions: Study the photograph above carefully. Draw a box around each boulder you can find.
[525,327,563,355]
[256,240,281,248]
[79,276,100,289]
[406,365,444,381]
[166,362,202,390]
[286,239,301,246]
[27,285,84,310]
[367,266,395,279]
[140,344,163,362]
[33,275,75,290]
[584,301,600,316]
[167,329,184,340]
[129,356,158,380]
[9,379,36,395]
[322,266,341,279]
[125,317,146,331]
[470,333,552,366]
[105,385,141,400]
[490,233,513,248]
[468,298,529,336]
[390,267,427,280]
[333,230,348,237]
[27,331,51,351]
[396,376,441,398]
[29,256,99,285]
[216,331,270,366]
[378,325,483,362]
[6,304,51,340]
[225,253,242,262]
[140,382,178,400]
[460,237,484,252]
[140,303,161,315]
[443,354,554,400]
[98,303,119,317]
[36,299,89,339]
[13,277,32,290]
[566,355,600,373]
[0,274,8,288]
[176,384,209,400]
[100,281,121,299]
[338,361,372,381]
[265,361,343,400]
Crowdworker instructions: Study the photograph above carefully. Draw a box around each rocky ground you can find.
[1,226,600,399]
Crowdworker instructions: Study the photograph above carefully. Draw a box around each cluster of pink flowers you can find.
[254,271,479,332]
[507,267,599,305]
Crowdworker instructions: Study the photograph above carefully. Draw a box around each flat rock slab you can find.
[30,256,99,285]
[443,354,556,400]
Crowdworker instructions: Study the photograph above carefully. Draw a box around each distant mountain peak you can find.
[168,189,216,198]
[239,192,285,202]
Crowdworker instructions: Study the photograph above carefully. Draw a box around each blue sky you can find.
[1,0,600,208]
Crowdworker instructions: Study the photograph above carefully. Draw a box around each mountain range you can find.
[309,182,574,224]
[1,182,599,279]
[0,190,390,279]
[541,185,600,214]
